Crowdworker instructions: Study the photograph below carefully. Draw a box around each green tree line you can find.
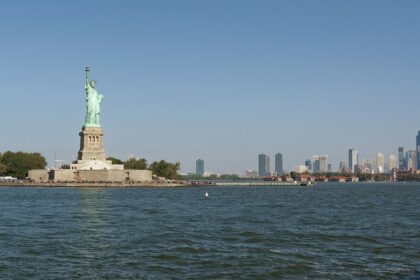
[107,157,180,179]
[0,151,47,178]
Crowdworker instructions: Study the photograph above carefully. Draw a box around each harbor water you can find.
[0,183,419,279]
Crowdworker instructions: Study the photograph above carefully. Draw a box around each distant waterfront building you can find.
[305,159,312,172]
[319,155,328,173]
[384,163,390,174]
[361,159,375,174]
[398,147,405,170]
[376,153,385,173]
[203,171,218,177]
[196,159,204,176]
[244,170,258,178]
[407,151,417,171]
[312,156,320,173]
[327,163,332,172]
[258,154,270,177]
[416,131,420,170]
[354,164,363,174]
[348,149,359,173]
[274,153,283,176]
[313,155,328,173]
[339,161,347,173]
[389,154,397,172]
[294,165,307,173]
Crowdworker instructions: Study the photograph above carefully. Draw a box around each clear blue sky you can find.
[1,0,419,174]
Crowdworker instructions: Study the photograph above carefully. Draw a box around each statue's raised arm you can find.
[85,66,90,89]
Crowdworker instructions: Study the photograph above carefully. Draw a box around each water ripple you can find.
[0,184,419,279]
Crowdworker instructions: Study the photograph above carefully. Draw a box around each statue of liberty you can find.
[84,66,104,127]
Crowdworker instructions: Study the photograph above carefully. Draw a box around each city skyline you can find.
[1,1,419,174]
[192,146,406,175]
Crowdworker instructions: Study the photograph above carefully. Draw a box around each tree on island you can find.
[0,151,47,178]
[107,157,124,165]
[149,160,180,180]
[108,156,182,180]
[124,158,148,170]
[290,171,299,180]
[0,162,8,176]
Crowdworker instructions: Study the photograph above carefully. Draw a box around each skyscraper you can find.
[398,147,405,170]
[348,149,359,173]
[312,156,320,173]
[196,159,204,176]
[376,153,385,173]
[319,155,328,172]
[313,155,328,173]
[407,151,417,171]
[258,154,270,177]
[361,159,374,174]
[339,161,347,173]
[389,154,397,171]
[416,131,420,170]
[305,159,312,172]
[274,153,283,176]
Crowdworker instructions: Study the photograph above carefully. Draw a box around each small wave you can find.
[285,263,312,273]
[244,237,263,244]
[154,254,180,261]
[270,249,282,254]
[175,246,208,254]
[240,230,259,238]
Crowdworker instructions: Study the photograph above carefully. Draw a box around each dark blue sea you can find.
[0,183,419,279]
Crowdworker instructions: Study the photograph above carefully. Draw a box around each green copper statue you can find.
[84,66,104,127]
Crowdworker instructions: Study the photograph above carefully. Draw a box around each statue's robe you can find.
[85,86,104,126]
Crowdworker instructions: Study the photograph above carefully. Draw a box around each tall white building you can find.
[339,161,348,173]
[348,149,359,173]
[388,154,397,171]
[244,170,258,178]
[361,159,375,174]
[407,151,417,171]
[376,153,385,173]
[319,155,328,172]
[294,165,307,173]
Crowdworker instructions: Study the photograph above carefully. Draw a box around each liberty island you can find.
[27,67,155,185]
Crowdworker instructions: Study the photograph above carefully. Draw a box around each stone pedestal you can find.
[70,126,124,171]
[77,126,106,161]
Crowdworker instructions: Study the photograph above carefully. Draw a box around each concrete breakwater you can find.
[215,182,315,186]
[0,181,315,188]
[191,181,315,187]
